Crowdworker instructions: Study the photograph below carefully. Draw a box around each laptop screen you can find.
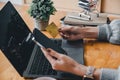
[0,1,34,76]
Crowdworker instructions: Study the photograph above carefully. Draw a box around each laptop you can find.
[0,1,84,80]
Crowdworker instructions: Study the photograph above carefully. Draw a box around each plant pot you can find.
[34,19,49,31]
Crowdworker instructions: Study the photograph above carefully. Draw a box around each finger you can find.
[47,48,62,58]
[59,32,70,39]
[59,32,64,36]
[58,27,62,32]
[58,27,65,32]
[59,26,72,32]
[41,47,56,64]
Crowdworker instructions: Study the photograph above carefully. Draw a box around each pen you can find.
[25,33,44,48]
[32,37,44,48]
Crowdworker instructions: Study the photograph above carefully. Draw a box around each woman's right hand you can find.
[41,47,87,76]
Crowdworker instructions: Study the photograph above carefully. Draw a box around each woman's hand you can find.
[58,25,98,40]
[41,47,87,76]
[58,26,84,40]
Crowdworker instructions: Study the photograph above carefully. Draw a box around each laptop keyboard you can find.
[29,45,57,75]
[29,39,62,75]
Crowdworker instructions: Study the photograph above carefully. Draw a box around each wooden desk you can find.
[0,2,120,80]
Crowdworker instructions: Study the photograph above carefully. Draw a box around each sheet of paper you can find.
[46,22,59,38]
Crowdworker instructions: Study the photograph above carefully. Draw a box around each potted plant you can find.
[28,0,57,30]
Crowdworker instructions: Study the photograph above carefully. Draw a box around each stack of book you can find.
[62,12,108,26]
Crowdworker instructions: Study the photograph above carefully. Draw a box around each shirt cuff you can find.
[100,68,118,80]
[97,24,108,41]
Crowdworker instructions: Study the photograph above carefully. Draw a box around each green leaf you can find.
[28,0,57,21]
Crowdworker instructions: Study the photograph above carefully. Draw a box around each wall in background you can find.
[52,0,81,12]
[23,0,81,12]
[53,0,101,12]
[24,0,101,12]
[0,0,23,5]
[101,0,120,14]
[5,0,120,15]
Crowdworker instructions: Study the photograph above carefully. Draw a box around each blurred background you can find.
[0,0,120,15]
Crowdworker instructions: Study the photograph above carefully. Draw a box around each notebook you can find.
[0,1,84,80]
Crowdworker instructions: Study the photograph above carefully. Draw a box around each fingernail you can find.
[47,49,51,52]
